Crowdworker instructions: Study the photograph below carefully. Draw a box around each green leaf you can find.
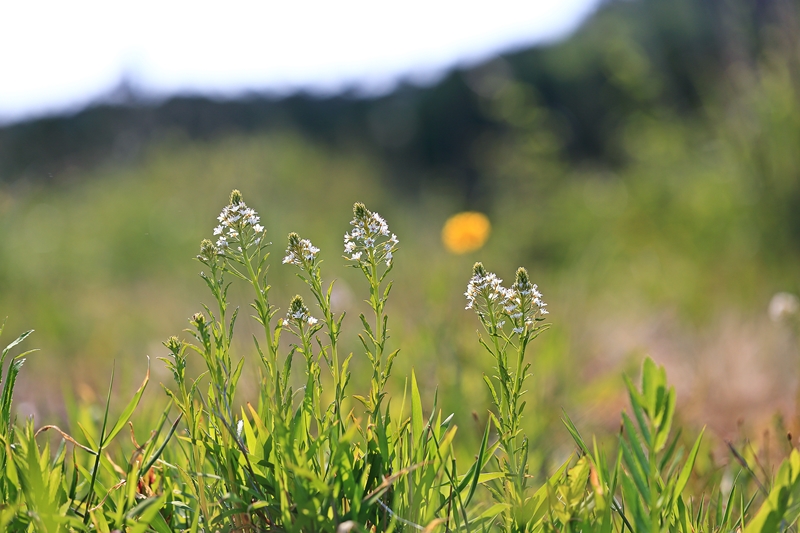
[674,427,704,499]
[744,449,800,533]
[411,369,424,448]
[621,413,649,483]
[0,329,33,368]
[465,421,491,507]
[0,357,25,432]
[126,494,168,533]
[562,410,590,456]
[620,433,649,501]
[625,376,652,448]
[620,473,650,533]
[655,387,676,452]
[470,503,510,526]
[104,358,150,444]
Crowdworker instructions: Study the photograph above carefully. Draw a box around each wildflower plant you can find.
[2,187,800,532]
[344,202,400,415]
[465,262,549,531]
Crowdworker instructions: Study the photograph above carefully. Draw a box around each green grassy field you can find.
[3,1,800,526]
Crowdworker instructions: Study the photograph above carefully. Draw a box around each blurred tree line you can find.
[2,0,791,191]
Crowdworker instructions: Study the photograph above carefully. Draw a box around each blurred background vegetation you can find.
[2,0,800,468]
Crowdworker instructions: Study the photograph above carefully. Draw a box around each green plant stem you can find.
[242,246,281,419]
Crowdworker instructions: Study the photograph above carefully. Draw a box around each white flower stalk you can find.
[283,232,320,268]
[212,189,266,255]
[507,267,548,336]
[465,262,508,332]
[344,202,399,268]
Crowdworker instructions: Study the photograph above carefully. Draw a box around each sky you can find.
[1,0,602,124]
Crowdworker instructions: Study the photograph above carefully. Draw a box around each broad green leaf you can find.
[745,450,800,533]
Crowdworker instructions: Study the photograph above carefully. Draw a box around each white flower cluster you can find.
[507,269,548,334]
[344,203,399,267]
[283,233,320,267]
[465,263,548,335]
[212,195,264,251]
[465,270,507,311]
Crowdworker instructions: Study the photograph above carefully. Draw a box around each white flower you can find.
[350,252,362,261]
[307,316,318,326]
[512,327,524,334]
[253,224,264,233]
[368,213,390,236]
[284,234,320,267]
[216,237,228,249]
[213,225,224,235]
[304,243,320,260]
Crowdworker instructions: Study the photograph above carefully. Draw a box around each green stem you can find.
[242,246,280,417]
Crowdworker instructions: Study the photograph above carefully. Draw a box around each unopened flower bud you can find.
[163,336,183,354]
[229,189,243,205]
[515,267,530,287]
[198,239,217,261]
[353,202,369,220]
[473,262,487,277]
[190,313,206,328]
[286,295,319,327]
[289,295,308,317]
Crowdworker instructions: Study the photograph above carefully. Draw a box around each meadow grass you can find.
[0,189,798,532]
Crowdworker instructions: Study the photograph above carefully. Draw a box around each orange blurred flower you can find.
[441,212,491,254]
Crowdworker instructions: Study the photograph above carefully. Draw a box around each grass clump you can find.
[0,189,799,532]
